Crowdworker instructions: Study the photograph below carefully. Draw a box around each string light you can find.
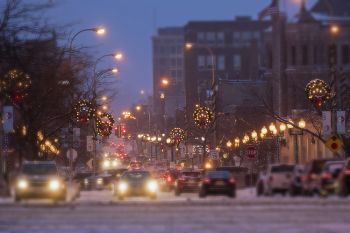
[193,105,214,129]
[169,127,186,145]
[0,69,31,104]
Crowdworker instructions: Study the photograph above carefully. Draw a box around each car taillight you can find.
[229,177,236,184]
[321,173,332,180]
[344,169,350,175]
[203,178,211,184]
[167,176,172,182]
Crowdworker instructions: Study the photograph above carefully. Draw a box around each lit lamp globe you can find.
[298,119,306,129]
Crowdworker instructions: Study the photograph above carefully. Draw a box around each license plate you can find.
[216,181,225,186]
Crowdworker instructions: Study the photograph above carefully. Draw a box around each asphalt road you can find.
[1,190,350,233]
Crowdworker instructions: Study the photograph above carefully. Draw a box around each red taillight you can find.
[203,178,211,184]
[167,176,172,182]
[229,177,236,184]
[344,169,350,175]
[322,173,332,180]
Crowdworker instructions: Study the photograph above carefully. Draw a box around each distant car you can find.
[199,171,236,198]
[174,170,202,196]
[163,169,180,191]
[83,172,113,191]
[319,160,344,196]
[14,161,67,202]
[302,159,328,195]
[129,161,143,171]
[74,171,94,189]
[337,159,350,197]
[265,164,294,196]
[288,165,304,197]
[113,170,158,200]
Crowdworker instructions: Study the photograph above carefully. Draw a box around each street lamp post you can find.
[185,42,217,147]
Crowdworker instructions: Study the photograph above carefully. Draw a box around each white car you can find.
[264,164,295,196]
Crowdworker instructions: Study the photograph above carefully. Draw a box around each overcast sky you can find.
[42,0,317,114]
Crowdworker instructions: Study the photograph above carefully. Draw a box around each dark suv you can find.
[14,161,67,202]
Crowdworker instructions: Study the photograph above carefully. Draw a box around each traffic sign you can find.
[245,145,257,160]
[325,135,343,153]
[66,148,78,161]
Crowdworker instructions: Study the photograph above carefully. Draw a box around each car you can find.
[163,169,180,191]
[113,170,158,200]
[288,165,304,196]
[319,160,344,196]
[199,171,236,198]
[337,159,350,197]
[82,172,113,191]
[129,161,143,170]
[302,159,328,195]
[174,170,202,196]
[14,161,67,202]
[74,171,94,189]
[265,164,294,196]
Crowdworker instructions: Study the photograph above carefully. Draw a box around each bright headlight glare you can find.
[96,178,103,185]
[103,160,111,168]
[118,182,128,193]
[17,179,28,189]
[49,179,60,191]
[112,160,118,167]
[147,180,158,192]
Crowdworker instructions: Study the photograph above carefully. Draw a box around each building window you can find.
[291,46,296,66]
[197,32,205,42]
[302,45,308,66]
[206,55,215,68]
[241,31,252,40]
[217,55,225,70]
[206,32,215,42]
[233,54,241,70]
[253,31,260,39]
[233,31,240,40]
[197,55,205,69]
[217,32,225,43]
[342,45,349,65]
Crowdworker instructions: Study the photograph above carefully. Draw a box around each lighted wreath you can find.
[0,69,31,104]
[96,112,115,137]
[305,79,332,109]
[193,105,214,129]
[73,99,95,124]
[169,127,186,144]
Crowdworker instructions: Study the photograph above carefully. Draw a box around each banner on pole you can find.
[322,111,332,136]
[336,111,346,134]
[2,106,14,133]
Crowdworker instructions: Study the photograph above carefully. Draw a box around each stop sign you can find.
[245,145,257,160]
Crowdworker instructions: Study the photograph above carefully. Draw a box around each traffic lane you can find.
[1,201,350,233]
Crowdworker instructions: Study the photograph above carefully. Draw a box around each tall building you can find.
[311,0,350,17]
[183,16,270,138]
[152,27,185,130]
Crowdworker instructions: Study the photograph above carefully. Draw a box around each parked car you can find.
[302,159,328,195]
[162,169,180,191]
[14,161,67,202]
[265,164,294,196]
[319,160,344,196]
[113,170,158,200]
[174,170,202,196]
[288,165,304,196]
[199,171,236,198]
[337,159,350,197]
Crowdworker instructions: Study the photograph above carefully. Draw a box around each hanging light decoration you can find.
[305,79,332,109]
[73,99,95,124]
[193,104,214,129]
[169,127,186,145]
[96,112,115,137]
[0,69,32,104]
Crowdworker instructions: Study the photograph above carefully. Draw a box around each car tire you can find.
[175,189,181,196]
[199,189,206,198]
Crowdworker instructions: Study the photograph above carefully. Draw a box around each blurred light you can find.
[251,131,258,140]
[114,52,123,60]
[226,141,232,148]
[261,126,268,135]
[135,105,141,111]
[17,179,28,189]
[298,119,306,129]
[280,123,286,132]
[269,123,276,132]
[185,42,193,49]
[147,180,158,192]
[96,27,106,35]
[49,179,60,191]
[118,182,128,193]
[161,78,169,86]
[101,96,108,101]
[287,119,294,129]
[330,24,340,35]
[111,68,119,73]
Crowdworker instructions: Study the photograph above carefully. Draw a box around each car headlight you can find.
[17,179,28,190]
[118,182,128,193]
[147,180,158,192]
[112,160,119,167]
[96,178,103,185]
[49,179,61,191]
[103,160,111,169]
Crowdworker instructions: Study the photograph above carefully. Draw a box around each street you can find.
[1,189,350,233]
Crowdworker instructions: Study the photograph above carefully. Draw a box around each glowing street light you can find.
[330,25,340,35]
[251,131,258,141]
[135,105,142,111]
[101,96,108,101]
[111,68,119,73]
[261,126,268,135]
[279,123,286,132]
[161,78,170,87]
[298,119,306,129]
[114,52,123,60]
[226,141,232,148]
[96,27,106,35]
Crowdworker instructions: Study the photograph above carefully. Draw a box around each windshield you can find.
[207,171,231,178]
[21,163,57,175]
[181,172,200,177]
[271,165,294,173]
[123,171,150,180]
